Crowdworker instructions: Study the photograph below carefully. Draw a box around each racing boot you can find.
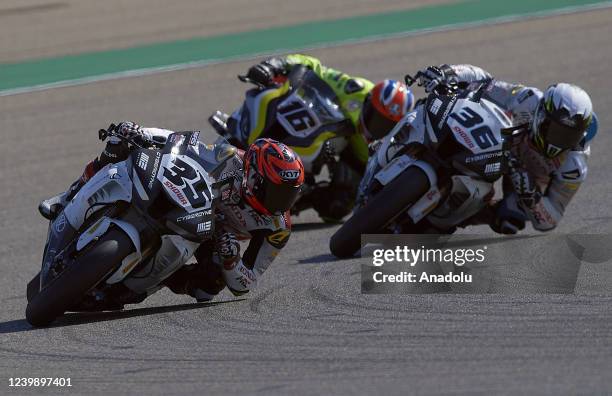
[164,242,226,302]
[312,161,361,223]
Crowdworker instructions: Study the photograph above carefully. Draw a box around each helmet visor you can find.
[540,117,585,151]
[361,97,397,141]
[255,181,301,215]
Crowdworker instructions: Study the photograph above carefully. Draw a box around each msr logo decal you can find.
[429,98,443,115]
[197,221,212,233]
[484,162,501,174]
[137,153,149,170]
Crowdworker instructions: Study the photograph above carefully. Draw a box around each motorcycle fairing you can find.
[231,70,354,170]
[148,132,227,242]
[64,161,133,232]
[427,175,494,229]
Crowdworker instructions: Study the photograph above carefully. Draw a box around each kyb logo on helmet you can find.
[279,169,301,180]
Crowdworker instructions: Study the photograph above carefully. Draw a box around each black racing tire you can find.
[329,166,431,258]
[26,273,41,303]
[25,228,134,327]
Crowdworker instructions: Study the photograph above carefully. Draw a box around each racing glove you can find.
[509,166,541,209]
[216,232,241,270]
[244,57,288,87]
[490,195,527,235]
[417,65,457,93]
[103,121,153,145]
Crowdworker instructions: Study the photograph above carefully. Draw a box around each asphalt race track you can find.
[1,4,612,395]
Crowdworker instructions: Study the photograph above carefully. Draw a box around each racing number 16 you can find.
[449,107,499,150]
[278,102,316,133]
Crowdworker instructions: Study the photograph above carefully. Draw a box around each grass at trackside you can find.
[0,0,610,94]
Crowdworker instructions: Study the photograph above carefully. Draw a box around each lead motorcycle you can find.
[26,130,236,326]
[329,73,519,258]
[209,65,357,217]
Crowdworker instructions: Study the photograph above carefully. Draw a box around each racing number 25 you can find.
[449,107,499,149]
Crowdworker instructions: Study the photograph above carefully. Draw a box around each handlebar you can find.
[404,71,459,96]
[98,127,164,150]
[237,74,268,90]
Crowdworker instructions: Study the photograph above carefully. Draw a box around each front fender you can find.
[76,217,142,284]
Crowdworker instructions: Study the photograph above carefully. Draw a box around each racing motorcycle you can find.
[26,130,236,326]
[329,73,518,258]
[209,65,356,216]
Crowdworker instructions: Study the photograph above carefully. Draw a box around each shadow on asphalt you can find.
[0,299,245,334]
[296,253,355,264]
[292,222,339,232]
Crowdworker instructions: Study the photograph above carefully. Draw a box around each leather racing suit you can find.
[51,124,291,304]
[234,54,374,221]
[435,64,598,231]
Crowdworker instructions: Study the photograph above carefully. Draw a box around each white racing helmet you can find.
[532,83,593,158]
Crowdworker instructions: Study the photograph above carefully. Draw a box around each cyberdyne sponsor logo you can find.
[465,151,502,163]
[176,209,212,223]
[438,96,457,130]
[147,152,161,189]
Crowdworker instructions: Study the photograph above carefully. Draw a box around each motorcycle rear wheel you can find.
[329,166,430,258]
[25,228,134,327]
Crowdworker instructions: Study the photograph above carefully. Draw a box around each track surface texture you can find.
[1,4,612,395]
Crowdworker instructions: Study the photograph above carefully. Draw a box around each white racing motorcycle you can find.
[329,74,519,258]
[26,130,237,326]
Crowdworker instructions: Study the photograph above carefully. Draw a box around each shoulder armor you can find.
[345,78,365,94]
[556,150,588,182]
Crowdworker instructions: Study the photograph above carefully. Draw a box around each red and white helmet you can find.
[360,79,415,141]
[243,138,305,216]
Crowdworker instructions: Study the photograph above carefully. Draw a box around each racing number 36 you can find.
[450,107,499,149]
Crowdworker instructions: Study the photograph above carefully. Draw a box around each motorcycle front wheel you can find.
[25,227,135,327]
[329,166,431,258]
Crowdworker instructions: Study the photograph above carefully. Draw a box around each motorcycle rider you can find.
[39,122,304,308]
[416,64,598,233]
[236,53,415,221]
